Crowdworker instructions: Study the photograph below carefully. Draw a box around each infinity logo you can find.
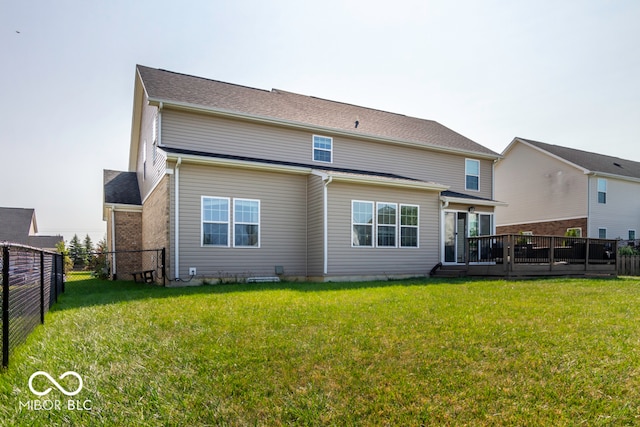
[28,371,83,397]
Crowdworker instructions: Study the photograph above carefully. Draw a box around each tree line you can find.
[56,234,108,275]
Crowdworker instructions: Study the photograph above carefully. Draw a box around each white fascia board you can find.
[588,171,640,184]
[148,97,501,161]
[165,152,312,175]
[103,203,143,221]
[440,195,508,207]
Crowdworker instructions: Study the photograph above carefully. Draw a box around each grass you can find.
[1,273,640,425]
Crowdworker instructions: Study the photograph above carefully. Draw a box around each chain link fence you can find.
[1,243,64,367]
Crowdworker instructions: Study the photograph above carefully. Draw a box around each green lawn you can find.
[2,273,640,426]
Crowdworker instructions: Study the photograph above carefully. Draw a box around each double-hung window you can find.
[400,205,419,247]
[202,197,230,246]
[234,199,260,247]
[377,202,397,247]
[465,159,480,191]
[313,135,332,163]
[597,178,607,204]
[352,201,374,247]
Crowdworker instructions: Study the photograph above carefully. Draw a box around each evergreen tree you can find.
[68,234,86,269]
[83,234,94,268]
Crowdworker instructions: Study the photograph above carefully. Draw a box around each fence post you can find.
[161,248,166,286]
[2,246,10,368]
[40,251,45,324]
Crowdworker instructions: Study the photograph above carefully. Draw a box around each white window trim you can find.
[201,196,231,247]
[566,227,583,237]
[352,200,374,248]
[598,227,607,239]
[465,158,480,192]
[233,198,261,248]
[376,202,398,248]
[400,204,420,248]
[312,135,333,164]
[597,178,607,204]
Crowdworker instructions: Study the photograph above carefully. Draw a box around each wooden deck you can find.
[462,234,618,278]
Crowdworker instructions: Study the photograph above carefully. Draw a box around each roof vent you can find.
[355,120,359,128]
[614,162,622,168]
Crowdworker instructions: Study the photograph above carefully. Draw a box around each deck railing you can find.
[465,234,617,277]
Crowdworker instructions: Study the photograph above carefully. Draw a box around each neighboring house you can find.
[0,207,63,250]
[103,65,504,282]
[495,137,640,240]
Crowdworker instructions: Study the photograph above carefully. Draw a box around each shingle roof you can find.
[519,138,640,180]
[104,170,142,205]
[137,65,499,158]
[0,207,63,249]
[0,207,36,243]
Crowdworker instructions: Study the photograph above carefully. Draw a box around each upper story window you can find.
[313,135,333,163]
[598,228,607,239]
[629,230,636,240]
[465,159,480,191]
[597,178,607,204]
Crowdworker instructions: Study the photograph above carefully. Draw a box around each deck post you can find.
[585,238,590,271]
[549,236,555,271]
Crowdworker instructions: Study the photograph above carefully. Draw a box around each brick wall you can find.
[142,176,171,280]
[497,217,588,236]
[113,210,142,279]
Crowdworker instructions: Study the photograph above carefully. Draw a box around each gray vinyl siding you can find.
[174,163,308,278]
[325,182,441,276]
[137,99,166,201]
[588,175,640,239]
[306,175,325,276]
[161,109,494,198]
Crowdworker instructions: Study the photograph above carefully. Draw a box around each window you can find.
[597,178,607,204]
[352,201,373,247]
[377,202,397,247]
[629,230,636,240]
[566,227,582,237]
[465,159,480,191]
[598,228,607,239]
[313,135,332,163]
[400,205,419,247]
[234,199,260,247]
[202,197,230,246]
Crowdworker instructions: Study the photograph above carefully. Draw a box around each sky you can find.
[1,0,639,245]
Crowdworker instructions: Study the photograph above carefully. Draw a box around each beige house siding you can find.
[161,109,494,198]
[174,163,308,279]
[495,141,588,227]
[306,174,325,277]
[588,176,640,239]
[136,99,166,201]
[325,181,441,277]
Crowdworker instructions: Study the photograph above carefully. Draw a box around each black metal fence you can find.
[1,243,64,368]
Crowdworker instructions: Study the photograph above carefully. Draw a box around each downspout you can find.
[174,157,182,278]
[111,207,117,279]
[323,175,333,275]
[157,102,163,146]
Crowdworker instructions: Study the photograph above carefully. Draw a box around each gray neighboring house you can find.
[0,207,63,250]
[495,137,640,239]
[104,65,505,283]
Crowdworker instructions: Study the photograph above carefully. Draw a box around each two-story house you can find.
[103,65,503,283]
[495,137,640,240]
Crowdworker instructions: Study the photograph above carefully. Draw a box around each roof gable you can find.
[516,138,640,180]
[0,207,36,243]
[136,65,499,158]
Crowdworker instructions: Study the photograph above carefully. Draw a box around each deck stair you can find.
[431,265,468,278]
